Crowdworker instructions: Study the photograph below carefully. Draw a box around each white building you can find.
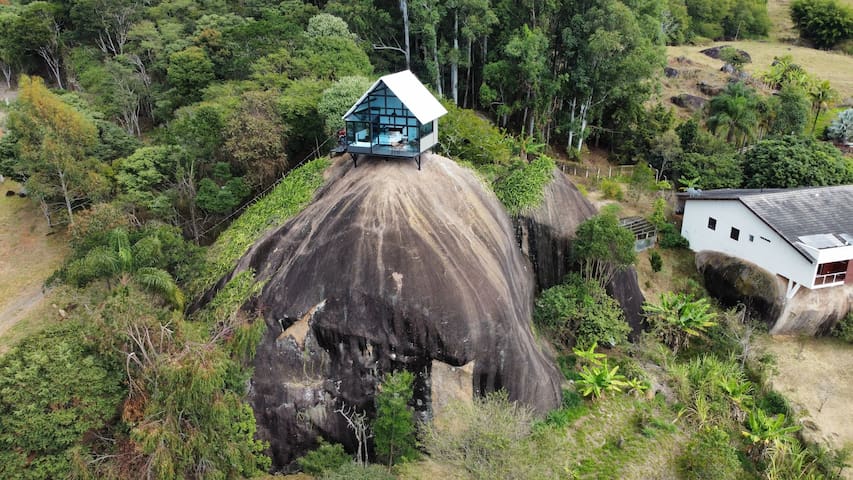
[679,186,853,299]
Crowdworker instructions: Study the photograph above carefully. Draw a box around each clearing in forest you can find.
[0,182,68,353]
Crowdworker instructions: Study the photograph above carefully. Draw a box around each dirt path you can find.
[760,336,853,477]
[0,285,44,338]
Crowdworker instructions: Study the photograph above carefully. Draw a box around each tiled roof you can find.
[684,185,853,259]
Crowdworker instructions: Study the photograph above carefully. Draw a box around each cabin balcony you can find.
[812,260,850,288]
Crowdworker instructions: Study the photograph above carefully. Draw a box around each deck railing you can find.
[814,272,846,286]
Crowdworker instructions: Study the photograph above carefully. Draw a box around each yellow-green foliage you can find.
[493,156,556,215]
[196,158,329,293]
[193,270,267,360]
[599,178,624,200]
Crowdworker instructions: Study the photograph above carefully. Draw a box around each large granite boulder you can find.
[695,250,853,334]
[514,169,645,335]
[202,153,563,469]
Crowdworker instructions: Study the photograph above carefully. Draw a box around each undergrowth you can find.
[194,158,329,294]
[493,156,556,215]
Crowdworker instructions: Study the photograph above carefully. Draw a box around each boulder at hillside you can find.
[701,46,752,63]
[696,251,853,334]
[202,153,563,469]
[671,94,707,111]
[514,169,645,334]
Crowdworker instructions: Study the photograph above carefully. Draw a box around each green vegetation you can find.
[742,135,853,188]
[0,322,123,478]
[374,371,419,466]
[790,0,853,49]
[573,210,637,288]
[827,108,853,144]
[678,427,742,479]
[534,274,632,349]
[492,156,555,215]
[645,293,718,354]
[298,440,352,476]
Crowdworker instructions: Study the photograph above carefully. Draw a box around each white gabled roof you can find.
[343,70,448,124]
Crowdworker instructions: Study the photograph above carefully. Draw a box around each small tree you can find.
[373,371,418,466]
[573,211,636,288]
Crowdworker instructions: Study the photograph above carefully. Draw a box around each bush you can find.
[649,250,663,272]
[298,440,351,475]
[832,312,853,342]
[0,322,124,478]
[678,427,741,479]
[534,274,631,349]
[827,108,853,145]
[492,156,555,215]
[791,0,853,49]
[374,371,418,465]
[658,223,690,249]
[437,101,512,167]
[420,391,569,479]
[599,178,624,200]
[742,135,852,188]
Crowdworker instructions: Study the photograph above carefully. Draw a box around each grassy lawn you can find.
[667,41,853,100]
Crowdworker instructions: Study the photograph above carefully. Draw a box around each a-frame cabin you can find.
[342,70,447,169]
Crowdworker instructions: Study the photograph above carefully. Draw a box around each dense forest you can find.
[0,0,852,478]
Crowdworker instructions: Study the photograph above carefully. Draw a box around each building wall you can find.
[681,199,817,287]
[420,121,438,152]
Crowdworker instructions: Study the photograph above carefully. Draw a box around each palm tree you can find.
[707,82,759,149]
[66,228,185,309]
[809,80,837,135]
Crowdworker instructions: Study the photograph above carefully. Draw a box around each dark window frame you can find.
[730,227,740,241]
[707,217,717,230]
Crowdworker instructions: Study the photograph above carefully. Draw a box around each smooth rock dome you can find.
[203,153,563,468]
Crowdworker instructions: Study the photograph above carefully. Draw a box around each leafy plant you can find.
[493,156,555,215]
[298,440,352,475]
[576,359,629,399]
[573,211,637,288]
[649,250,663,272]
[827,108,853,145]
[742,408,801,461]
[644,292,717,354]
[599,178,624,200]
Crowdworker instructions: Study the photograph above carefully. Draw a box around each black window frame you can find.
[707,217,717,230]
[730,227,740,241]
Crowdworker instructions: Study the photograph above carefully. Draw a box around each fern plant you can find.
[576,360,628,399]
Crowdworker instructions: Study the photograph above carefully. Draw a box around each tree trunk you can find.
[38,47,63,90]
[463,37,472,107]
[451,10,459,105]
[0,62,11,89]
[58,169,74,225]
[400,0,411,69]
[567,97,576,151]
[433,32,442,96]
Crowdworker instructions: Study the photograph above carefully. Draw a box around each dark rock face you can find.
[664,67,679,78]
[696,251,784,325]
[514,169,596,292]
[696,251,853,335]
[720,63,736,74]
[671,93,707,111]
[204,154,563,469]
[514,169,645,333]
[701,46,752,62]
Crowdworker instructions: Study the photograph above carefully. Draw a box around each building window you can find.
[749,235,754,242]
[730,227,740,240]
[760,236,771,243]
[420,121,434,136]
[707,217,717,230]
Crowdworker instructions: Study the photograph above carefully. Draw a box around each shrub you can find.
[298,440,351,475]
[534,274,631,349]
[420,391,569,479]
[678,427,741,480]
[658,223,690,249]
[649,250,663,272]
[644,292,717,354]
[827,108,853,145]
[832,311,853,342]
[599,177,624,200]
[791,0,853,49]
[437,100,512,167]
[742,135,852,188]
[0,322,124,478]
[492,156,555,215]
[573,211,637,287]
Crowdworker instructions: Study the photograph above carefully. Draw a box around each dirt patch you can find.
[0,181,67,349]
[760,335,853,477]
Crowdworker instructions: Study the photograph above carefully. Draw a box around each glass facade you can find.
[344,82,427,157]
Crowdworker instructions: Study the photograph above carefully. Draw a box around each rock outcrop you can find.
[514,169,645,334]
[514,169,595,292]
[202,153,563,469]
[696,251,853,334]
[670,93,707,111]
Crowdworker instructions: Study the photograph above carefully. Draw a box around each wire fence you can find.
[557,162,635,179]
[197,134,337,238]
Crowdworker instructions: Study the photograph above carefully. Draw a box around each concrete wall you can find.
[682,199,817,287]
